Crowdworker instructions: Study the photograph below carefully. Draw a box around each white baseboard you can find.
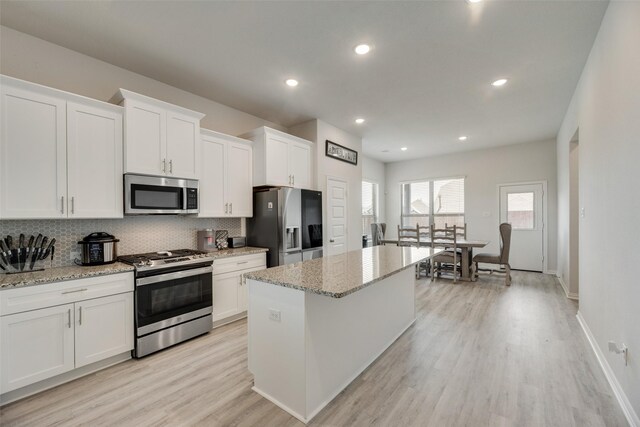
[576,311,639,427]
[557,274,579,300]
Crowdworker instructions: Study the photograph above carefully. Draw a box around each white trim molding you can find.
[557,274,579,300]
[577,311,639,427]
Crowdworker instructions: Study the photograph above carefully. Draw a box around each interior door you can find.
[199,135,226,217]
[66,102,123,218]
[499,183,544,271]
[327,177,348,256]
[226,142,253,217]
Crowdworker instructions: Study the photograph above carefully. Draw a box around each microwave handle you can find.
[136,266,213,287]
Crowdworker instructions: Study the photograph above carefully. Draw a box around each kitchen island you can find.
[244,245,440,423]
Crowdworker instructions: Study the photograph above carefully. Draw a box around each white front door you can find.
[499,183,544,272]
[327,177,348,256]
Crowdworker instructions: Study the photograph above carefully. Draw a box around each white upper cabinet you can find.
[66,101,123,218]
[240,126,313,189]
[113,89,204,180]
[199,129,253,218]
[0,76,123,219]
[1,80,67,219]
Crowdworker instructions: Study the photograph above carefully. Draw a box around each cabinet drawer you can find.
[213,254,266,275]
[0,272,134,316]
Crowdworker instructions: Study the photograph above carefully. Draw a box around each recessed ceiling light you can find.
[401,147,408,151]
[355,118,365,124]
[467,0,482,3]
[285,79,299,87]
[458,136,468,141]
[381,149,389,153]
[354,44,371,55]
[491,78,508,87]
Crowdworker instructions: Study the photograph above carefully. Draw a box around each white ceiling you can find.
[0,1,607,162]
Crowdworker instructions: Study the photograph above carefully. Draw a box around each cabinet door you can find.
[226,142,253,217]
[123,100,165,176]
[198,136,226,217]
[166,111,200,179]
[0,85,67,219]
[213,272,240,322]
[0,304,75,393]
[74,293,133,368]
[289,142,312,189]
[264,136,290,186]
[67,102,123,218]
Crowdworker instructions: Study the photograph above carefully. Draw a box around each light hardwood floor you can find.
[0,272,628,427]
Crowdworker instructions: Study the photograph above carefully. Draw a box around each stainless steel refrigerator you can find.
[247,187,323,268]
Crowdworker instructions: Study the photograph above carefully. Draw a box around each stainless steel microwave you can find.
[124,174,198,215]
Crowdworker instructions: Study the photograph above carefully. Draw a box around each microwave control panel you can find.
[187,188,198,209]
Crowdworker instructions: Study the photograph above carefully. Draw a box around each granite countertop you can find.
[0,262,135,290]
[206,246,269,259]
[244,245,441,298]
[0,246,268,290]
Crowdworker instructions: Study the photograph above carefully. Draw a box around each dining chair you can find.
[397,224,419,247]
[371,223,386,246]
[415,223,431,277]
[429,224,460,283]
[398,224,421,279]
[445,222,467,239]
[472,223,512,286]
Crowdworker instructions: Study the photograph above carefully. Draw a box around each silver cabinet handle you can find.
[237,261,249,265]
[78,306,82,326]
[67,308,71,328]
[162,158,166,173]
[169,159,173,173]
[71,196,75,214]
[62,288,88,294]
[292,175,295,186]
[225,203,228,214]
[61,196,64,214]
[230,203,233,214]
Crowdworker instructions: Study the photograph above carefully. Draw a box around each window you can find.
[507,192,534,229]
[362,181,379,235]
[401,178,465,228]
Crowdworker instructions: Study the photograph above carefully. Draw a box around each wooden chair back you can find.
[430,224,457,251]
[445,222,467,239]
[397,225,419,247]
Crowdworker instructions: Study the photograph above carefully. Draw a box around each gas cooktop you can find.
[119,249,211,271]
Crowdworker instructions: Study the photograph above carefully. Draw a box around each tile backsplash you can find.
[0,217,242,268]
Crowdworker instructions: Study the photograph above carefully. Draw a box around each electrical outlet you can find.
[269,309,281,322]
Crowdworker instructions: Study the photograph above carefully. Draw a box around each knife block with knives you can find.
[0,234,55,274]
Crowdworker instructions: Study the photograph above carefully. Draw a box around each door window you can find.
[507,192,534,229]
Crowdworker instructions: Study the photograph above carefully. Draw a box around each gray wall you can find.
[385,139,558,272]
[557,2,640,420]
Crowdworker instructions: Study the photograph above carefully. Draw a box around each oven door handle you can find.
[136,266,213,287]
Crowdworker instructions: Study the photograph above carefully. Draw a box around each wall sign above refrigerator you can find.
[326,140,358,166]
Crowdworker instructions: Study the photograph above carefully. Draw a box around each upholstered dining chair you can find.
[371,223,386,246]
[472,223,512,286]
[429,224,460,283]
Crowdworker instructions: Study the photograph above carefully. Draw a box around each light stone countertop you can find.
[205,246,269,259]
[0,262,135,290]
[0,246,268,290]
[244,245,441,298]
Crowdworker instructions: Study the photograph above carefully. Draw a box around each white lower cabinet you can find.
[212,253,266,325]
[0,304,75,393]
[0,272,134,396]
[74,293,134,368]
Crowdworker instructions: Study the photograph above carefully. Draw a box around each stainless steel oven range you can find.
[119,249,213,358]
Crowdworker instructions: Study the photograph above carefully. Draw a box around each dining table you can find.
[381,238,489,281]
